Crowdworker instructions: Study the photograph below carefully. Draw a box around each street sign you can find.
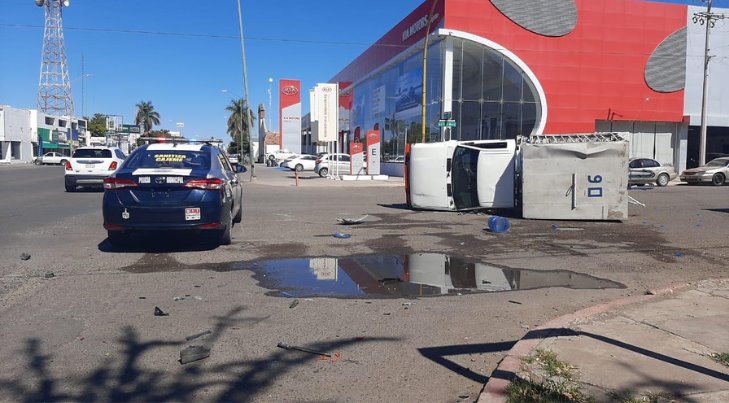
[438,120,457,128]
[442,111,452,120]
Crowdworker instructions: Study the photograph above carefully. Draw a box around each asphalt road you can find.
[0,164,727,402]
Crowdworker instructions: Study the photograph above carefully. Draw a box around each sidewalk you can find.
[244,164,404,188]
[481,279,729,402]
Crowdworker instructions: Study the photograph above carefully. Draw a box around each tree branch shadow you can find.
[0,306,399,401]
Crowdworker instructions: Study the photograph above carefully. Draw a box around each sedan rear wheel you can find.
[656,173,670,187]
[712,173,725,186]
[295,164,304,172]
[219,211,232,245]
[318,167,328,177]
[233,204,242,224]
[107,231,127,247]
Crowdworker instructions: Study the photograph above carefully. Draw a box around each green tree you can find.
[85,113,108,137]
[134,101,161,134]
[225,98,255,157]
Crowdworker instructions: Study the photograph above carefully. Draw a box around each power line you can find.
[0,23,411,48]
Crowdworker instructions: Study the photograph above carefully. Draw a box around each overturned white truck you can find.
[407,133,630,221]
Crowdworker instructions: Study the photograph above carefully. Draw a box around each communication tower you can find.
[35,0,74,116]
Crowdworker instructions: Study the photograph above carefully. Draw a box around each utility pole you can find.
[693,0,725,166]
[236,0,255,180]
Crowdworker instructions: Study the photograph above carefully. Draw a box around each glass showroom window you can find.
[350,40,444,161]
[452,38,541,141]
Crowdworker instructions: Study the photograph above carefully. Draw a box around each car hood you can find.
[683,167,716,174]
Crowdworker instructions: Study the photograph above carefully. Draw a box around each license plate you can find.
[185,208,201,221]
[85,164,95,168]
[167,176,183,184]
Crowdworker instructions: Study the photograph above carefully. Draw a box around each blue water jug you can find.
[487,216,510,233]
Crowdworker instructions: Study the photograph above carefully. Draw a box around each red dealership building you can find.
[328,0,729,176]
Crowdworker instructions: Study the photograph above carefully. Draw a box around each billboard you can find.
[279,79,301,153]
[315,83,338,142]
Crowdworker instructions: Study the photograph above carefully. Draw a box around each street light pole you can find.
[268,77,273,130]
[420,0,440,144]
[236,0,255,180]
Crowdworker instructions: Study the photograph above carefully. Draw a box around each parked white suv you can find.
[64,146,126,192]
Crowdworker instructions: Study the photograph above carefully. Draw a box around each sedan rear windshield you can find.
[73,149,112,158]
[124,150,211,170]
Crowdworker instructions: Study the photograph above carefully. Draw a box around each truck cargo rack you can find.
[527,133,627,144]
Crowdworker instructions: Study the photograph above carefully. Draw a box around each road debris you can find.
[289,299,299,309]
[674,251,685,257]
[185,330,212,341]
[337,215,369,225]
[20,253,31,261]
[402,302,415,309]
[277,342,331,357]
[487,216,510,233]
[179,345,210,364]
[174,295,203,301]
[508,300,523,305]
[154,306,169,317]
[333,232,352,239]
[44,272,55,279]
[628,195,646,207]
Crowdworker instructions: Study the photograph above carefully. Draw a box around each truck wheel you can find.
[656,173,670,187]
[712,173,725,186]
[318,167,328,177]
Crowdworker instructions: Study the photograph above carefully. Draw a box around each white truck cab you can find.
[408,140,516,211]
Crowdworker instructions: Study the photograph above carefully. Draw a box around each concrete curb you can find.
[478,282,692,403]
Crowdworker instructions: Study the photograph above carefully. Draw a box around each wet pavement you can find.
[239,254,625,299]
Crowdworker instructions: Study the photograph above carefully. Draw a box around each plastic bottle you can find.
[487,216,511,233]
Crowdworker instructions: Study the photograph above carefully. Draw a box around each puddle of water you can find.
[237,253,625,299]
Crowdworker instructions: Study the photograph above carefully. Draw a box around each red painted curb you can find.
[478,282,691,403]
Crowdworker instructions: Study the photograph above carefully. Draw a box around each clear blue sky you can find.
[1,0,727,139]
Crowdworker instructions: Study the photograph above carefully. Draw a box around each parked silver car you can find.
[680,157,729,186]
[628,158,676,187]
[314,153,351,177]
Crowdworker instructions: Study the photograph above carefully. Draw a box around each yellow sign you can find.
[154,154,186,163]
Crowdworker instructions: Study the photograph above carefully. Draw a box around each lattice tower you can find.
[37,0,73,116]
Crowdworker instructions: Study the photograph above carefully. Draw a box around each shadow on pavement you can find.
[705,208,729,215]
[479,327,727,401]
[418,341,517,384]
[97,231,221,253]
[0,306,399,401]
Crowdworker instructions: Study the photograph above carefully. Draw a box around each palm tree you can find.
[225,98,255,156]
[135,101,161,134]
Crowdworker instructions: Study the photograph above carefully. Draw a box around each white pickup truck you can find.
[407,134,630,221]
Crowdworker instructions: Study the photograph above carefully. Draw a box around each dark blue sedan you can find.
[102,142,244,246]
